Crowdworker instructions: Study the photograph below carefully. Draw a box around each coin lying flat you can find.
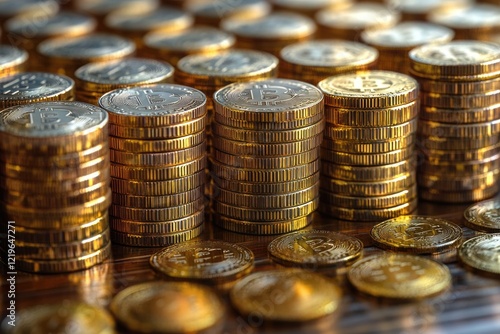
[458,234,500,276]
[370,216,463,254]
[464,199,500,232]
[348,253,452,299]
[230,269,342,322]
[110,281,224,333]
[267,229,363,268]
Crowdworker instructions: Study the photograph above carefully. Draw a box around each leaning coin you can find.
[464,199,500,232]
[458,234,500,276]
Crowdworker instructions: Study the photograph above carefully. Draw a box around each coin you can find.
[230,269,341,321]
[108,116,206,139]
[321,172,416,196]
[0,44,28,76]
[417,169,499,191]
[213,213,313,235]
[464,198,500,232]
[108,131,205,152]
[268,230,363,269]
[111,224,204,247]
[458,234,500,276]
[419,184,500,204]
[321,146,414,166]
[321,157,416,181]
[418,104,500,124]
[322,135,415,154]
[348,253,451,299]
[420,90,500,109]
[187,0,271,26]
[324,118,417,141]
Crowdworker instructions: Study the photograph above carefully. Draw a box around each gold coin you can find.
[419,133,500,150]
[464,198,500,233]
[150,240,254,283]
[458,234,500,276]
[419,155,500,175]
[110,281,224,333]
[100,84,207,127]
[324,118,417,141]
[419,104,500,124]
[409,40,500,80]
[214,78,323,122]
[230,269,341,321]
[0,302,115,333]
[213,213,312,235]
[414,75,500,95]
[418,119,500,138]
[15,242,111,273]
[421,90,500,109]
[419,184,500,204]
[421,143,500,163]
[111,170,205,195]
[267,229,363,268]
[108,131,205,152]
[0,101,108,155]
[0,45,28,76]
[111,224,204,247]
[321,157,416,181]
[321,172,416,196]
[318,70,419,109]
[321,147,414,166]
[417,169,499,191]
[348,253,451,299]
[322,134,415,154]
[370,216,463,254]
[112,186,203,208]
[110,209,204,234]
[325,101,418,127]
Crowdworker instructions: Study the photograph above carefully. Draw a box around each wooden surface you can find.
[2,194,500,334]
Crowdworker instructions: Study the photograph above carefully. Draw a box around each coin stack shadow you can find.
[410,40,500,203]
[99,84,207,247]
[318,70,419,221]
[0,101,112,273]
[211,79,324,234]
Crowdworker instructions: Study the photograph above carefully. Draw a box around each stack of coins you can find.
[360,22,454,75]
[104,6,193,56]
[75,57,174,104]
[143,26,235,66]
[428,3,500,41]
[0,0,59,30]
[0,45,28,78]
[220,12,316,57]
[318,70,419,221]
[4,11,97,71]
[0,72,74,109]
[99,84,207,247]
[315,2,400,40]
[37,33,135,78]
[385,0,471,22]
[211,79,324,235]
[279,39,378,85]
[269,0,352,17]
[409,40,500,203]
[0,101,111,273]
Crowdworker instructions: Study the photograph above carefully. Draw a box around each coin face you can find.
[105,6,193,32]
[429,4,500,29]
[0,45,28,69]
[370,216,463,254]
[280,40,378,67]
[187,0,270,19]
[267,229,363,268]
[316,3,400,30]
[144,27,235,52]
[464,199,500,232]
[348,253,452,299]
[150,240,254,282]
[230,269,342,321]
[458,234,500,275]
[110,281,224,333]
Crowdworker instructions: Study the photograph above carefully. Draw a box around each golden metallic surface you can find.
[421,143,500,163]
[321,157,416,181]
[321,146,414,166]
[419,155,500,175]
[111,224,204,247]
[458,234,500,276]
[419,133,500,151]
[324,118,417,141]
[420,90,500,109]
[267,229,363,268]
[419,184,500,204]
[108,131,205,152]
[414,75,500,95]
[0,45,28,77]
[213,213,313,235]
[230,269,342,321]
[464,198,500,233]
[110,281,224,333]
[417,169,500,191]
[112,186,203,208]
[322,134,414,154]
[370,215,463,254]
[418,104,500,124]
[150,240,254,283]
[187,0,271,26]
[347,253,452,299]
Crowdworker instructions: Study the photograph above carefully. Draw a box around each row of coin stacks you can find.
[74,58,174,104]
[0,101,112,273]
[210,79,324,234]
[410,40,500,203]
[99,84,207,246]
[318,71,419,221]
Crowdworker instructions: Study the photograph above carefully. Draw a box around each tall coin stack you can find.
[0,45,28,78]
[75,58,174,105]
[211,79,324,234]
[318,71,419,221]
[99,84,207,246]
[409,40,500,203]
[0,101,112,273]
[279,40,378,85]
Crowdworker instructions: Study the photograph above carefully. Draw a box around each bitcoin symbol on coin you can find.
[1,74,47,95]
[99,63,148,81]
[128,89,181,110]
[27,107,75,128]
[242,84,292,106]
[339,76,392,93]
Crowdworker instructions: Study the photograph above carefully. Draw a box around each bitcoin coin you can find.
[420,90,500,109]
[417,169,499,191]
[421,143,500,163]
[321,157,416,181]
[419,155,500,175]
[0,44,28,76]
[213,213,313,235]
[112,186,203,208]
[108,116,206,139]
[419,184,500,203]
[321,146,414,166]
[324,118,417,141]
[321,172,416,196]
[458,234,500,276]
[108,131,205,152]
[322,135,415,154]
[464,198,500,232]
[111,224,204,247]
[419,104,500,124]
[187,0,270,26]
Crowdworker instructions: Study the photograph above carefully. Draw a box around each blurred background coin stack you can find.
[0,44,28,78]
[211,79,324,234]
[385,0,472,22]
[268,0,353,18]
[0,72,74,109]
[3,11,97,71]
[0,101,112,273]
[143,26,235,66]
[279,39,378,85]
[104,5,194,57]
[318,70,419,221]
[0,0,59,31]
[360,21,454,75]
[315,2,400,41]
[75,57,174,104]
[220,12,316,57]
[409,40,500,203]
[37,33,136,79]
[99,84,207,247]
